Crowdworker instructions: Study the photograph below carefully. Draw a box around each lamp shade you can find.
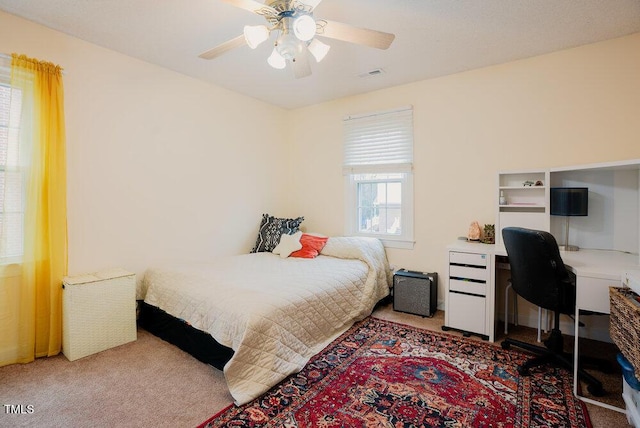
[308,38,330,62]
[244,25,270,49]
[293,15,316,42]
[267,48,286,69]
[550,187,588,216]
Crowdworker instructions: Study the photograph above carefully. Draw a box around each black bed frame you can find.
[139,295,392,371]
[138,302,233,370]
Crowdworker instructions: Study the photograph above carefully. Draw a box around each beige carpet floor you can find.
[0,302,630,427]
[0,328,232,428]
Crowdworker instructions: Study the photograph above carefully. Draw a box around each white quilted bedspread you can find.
[141,236,391,405]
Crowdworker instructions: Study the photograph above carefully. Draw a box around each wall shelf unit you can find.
[496,161,640,257]
[496,170,550,249]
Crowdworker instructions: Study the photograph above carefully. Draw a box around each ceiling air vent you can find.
[358,68,385,79]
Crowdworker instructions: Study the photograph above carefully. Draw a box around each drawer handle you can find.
[450,277,486,284]
[450,263,486,269]
[449,290,486,298]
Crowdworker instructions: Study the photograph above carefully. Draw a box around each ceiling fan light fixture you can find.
[243,25,270,49]
[199,0,396,80]
[275,32,304,60]
[293,14,316,42]
[267,48,286,69]
[308,38,330,62]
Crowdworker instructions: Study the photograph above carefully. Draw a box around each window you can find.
[0,60,24,263]
[343,106,414,249]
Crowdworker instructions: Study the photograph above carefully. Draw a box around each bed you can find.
[138,236,392,405]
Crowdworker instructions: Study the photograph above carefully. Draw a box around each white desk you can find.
[444,242,639,411]
[562,250,640,412]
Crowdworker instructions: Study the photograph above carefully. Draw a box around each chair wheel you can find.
[587,383,605,397]
[517,365,530,376]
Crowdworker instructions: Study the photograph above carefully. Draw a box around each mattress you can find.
[140,236,391,405]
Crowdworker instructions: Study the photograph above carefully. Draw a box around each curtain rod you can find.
[0,52,65,74]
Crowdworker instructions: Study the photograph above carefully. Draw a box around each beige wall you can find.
[0,11,290,279]
[288,33,640,306]
[1,9,639,307]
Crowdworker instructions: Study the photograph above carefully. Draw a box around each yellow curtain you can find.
[0,54,67,366]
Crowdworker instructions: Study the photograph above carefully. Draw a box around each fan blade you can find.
[319,20,395,50]
[220,0,278,16]
[290,52,312,79]
[199,35,246,60]
[301,0,323,10]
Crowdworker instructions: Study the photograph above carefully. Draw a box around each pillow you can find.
[250,214,304,253]
[272,231,303,258]
[290,234,329,259]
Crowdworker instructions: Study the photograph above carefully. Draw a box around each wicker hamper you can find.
[610,286,640,381]
[62,268,137,361]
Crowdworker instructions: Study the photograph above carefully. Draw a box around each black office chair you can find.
[500,227,605,396]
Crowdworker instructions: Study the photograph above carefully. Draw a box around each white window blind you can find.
[343,106,413,174]
[342,106,415,248]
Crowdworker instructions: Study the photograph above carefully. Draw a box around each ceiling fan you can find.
[199,0,395,78]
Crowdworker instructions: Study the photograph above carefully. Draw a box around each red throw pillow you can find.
[290,234,328,259]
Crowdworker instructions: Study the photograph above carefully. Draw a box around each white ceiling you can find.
[1,0,639,109]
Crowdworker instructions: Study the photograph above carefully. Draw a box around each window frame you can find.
[343,106,415,249]
[0,62,25,264]
[345,172,414,249]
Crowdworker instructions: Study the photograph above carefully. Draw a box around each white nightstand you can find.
[62,268,137,361]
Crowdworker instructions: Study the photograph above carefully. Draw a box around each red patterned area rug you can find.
[199,317,591,428]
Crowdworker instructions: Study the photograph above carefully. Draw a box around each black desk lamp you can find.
[550,187,588,251]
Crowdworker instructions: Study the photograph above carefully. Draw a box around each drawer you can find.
[449,278,486,296]
[450,264,487,282]
[447,292,486,335]
[449,251,488,267]
[576,276,617,314]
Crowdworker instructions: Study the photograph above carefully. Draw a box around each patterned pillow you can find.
[250,214,305,253]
